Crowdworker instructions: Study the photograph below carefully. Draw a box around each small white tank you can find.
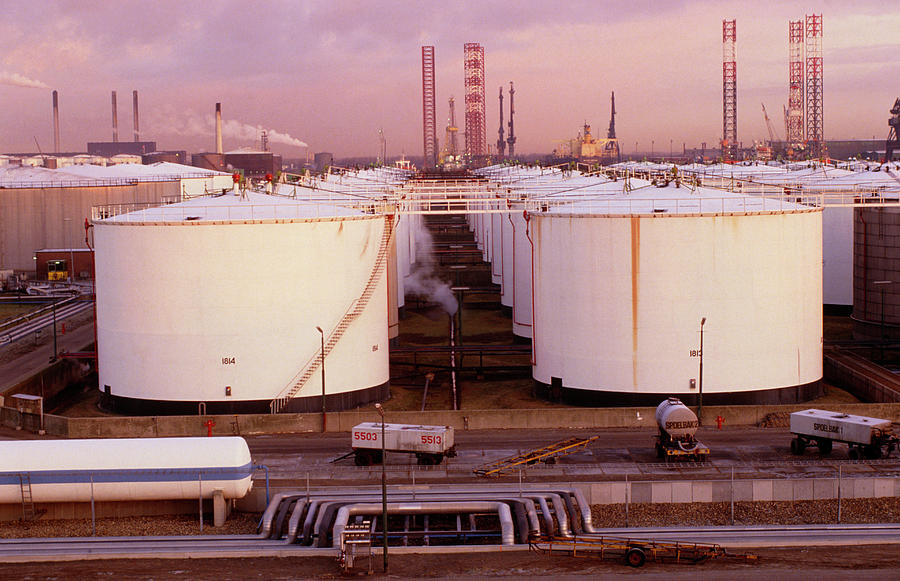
[655,397,699,440]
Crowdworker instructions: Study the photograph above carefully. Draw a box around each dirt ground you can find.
[3,545,900,580]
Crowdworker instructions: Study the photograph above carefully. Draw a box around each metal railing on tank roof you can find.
[91,199,385,222]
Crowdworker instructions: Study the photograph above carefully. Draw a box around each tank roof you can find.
[98,189,377,223]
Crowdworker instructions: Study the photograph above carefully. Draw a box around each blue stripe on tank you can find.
[0,462,253,486]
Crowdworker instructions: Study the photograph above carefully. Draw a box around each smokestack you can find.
[215,102,223,154]
[111,90,118,143]
[52,90,60,153]
[132,90,139,142]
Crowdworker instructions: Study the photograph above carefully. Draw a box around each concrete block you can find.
[651,482,672,504]
[851,478,875,499]
[874,478,895,498]
[671,481,693,503]
[631,482,651,504]
[692,482,713,503]
[589,482,625,505]
[793,479,814,501]
[710,482,731,503]
[733,480,753,503]
[752,480,774,502]
[813,478,836,500]
[213,489,226,527]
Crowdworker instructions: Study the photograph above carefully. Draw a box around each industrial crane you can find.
[761,103,779,144]
[887,97,900,163]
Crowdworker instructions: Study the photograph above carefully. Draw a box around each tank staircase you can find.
[270,216,395,413]
[473,435,600,477]
[19,474,35,521]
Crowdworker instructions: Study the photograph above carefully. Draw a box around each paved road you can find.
[0,310,94,393]
[3,525,899,562]
[245,427,900,484]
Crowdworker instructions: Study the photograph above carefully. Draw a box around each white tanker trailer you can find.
[0,437,253,504]
[655,398,710,462]
[351,422,456,466]
[789,409,899,459]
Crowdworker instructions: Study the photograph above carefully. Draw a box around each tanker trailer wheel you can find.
[354,450,374,466]
[848,447,861,460]
[790,437,806,456]
[817,438,833,455]
[864,445,882,460]
[625,547,646,568]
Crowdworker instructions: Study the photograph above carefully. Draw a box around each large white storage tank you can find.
[93,190,391,414]
[530,185,823,405]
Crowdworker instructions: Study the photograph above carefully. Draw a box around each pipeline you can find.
[332,501,515,548]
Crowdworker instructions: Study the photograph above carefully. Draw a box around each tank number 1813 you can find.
[689,350,702,357]
[222,357,236,365]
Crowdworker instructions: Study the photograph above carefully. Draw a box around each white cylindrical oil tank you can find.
[0,437,252,504]
[531,188,823,405]
[852,206,900,340]
[510,203,533,339]
[500,209,515,309]
[491,207,502,284]
[93,192,390,414]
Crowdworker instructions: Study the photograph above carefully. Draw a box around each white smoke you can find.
[0,72,49,89]
[405,217,459,315]
[151,109,307,148]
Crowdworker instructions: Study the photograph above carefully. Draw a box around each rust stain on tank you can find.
[631,217,640,388]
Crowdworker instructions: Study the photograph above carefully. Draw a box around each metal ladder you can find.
[474,436,600,477]
[19,474,35,521]
[271,216,396,413]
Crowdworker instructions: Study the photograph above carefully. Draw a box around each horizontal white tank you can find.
[0,437,252,504]
[94,192,390,414]
[531,189,823,405]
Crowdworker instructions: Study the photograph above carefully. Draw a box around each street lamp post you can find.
[374,403,388,572]
[315,326,325,432]
[698,317,706,426]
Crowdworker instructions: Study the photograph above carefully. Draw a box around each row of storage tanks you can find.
[92,161,900,413]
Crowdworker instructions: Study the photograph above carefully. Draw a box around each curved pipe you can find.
[257,493,302,539]
[332,501,515,548]
[568,488,598,534]
[311,495,539,546]
[283,498,309,545]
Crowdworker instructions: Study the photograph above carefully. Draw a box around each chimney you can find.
[133,90,139,142]
[215,102,223,154]
[111,90,118,143]
[52,90,60,153]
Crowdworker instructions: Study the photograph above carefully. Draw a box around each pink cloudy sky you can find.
[0,0,897,158]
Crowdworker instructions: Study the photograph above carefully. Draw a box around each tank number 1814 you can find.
[222,357,236,365]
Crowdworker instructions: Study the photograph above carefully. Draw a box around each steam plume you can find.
[0,72,49,89]
[405,218,458,315]
[153,109,307,148]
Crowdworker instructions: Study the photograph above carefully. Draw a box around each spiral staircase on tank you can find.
[270,215,395,413]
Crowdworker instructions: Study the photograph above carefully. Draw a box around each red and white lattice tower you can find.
[805,14,824,158]
[421,46,437,168]
[464,43,486,158]
[787,20,804,147]
[722,20,738,161]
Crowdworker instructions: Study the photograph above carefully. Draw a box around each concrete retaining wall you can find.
[581,476,900,505]
[5,402,900,438]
